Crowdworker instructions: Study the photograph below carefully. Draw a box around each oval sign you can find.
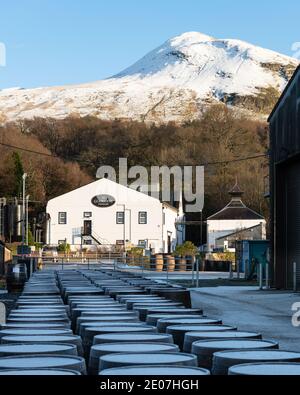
[91,194,116,208]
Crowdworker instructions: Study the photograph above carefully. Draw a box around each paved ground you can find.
[191,286,300,352]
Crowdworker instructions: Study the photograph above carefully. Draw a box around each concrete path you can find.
[191,287,300,352]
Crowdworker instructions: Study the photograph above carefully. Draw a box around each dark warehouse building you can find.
[269,65,300,290]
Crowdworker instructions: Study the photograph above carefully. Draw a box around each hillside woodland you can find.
[0,105,269,227]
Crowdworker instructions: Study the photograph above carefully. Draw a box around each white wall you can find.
[46,179,181,253]
[207,219,267,252]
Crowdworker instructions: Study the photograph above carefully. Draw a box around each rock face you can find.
[0,32,298,124]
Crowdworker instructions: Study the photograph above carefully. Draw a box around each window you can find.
[116,212,125,224]
[84,212,92,218]
[138,240,147,248]
[139,212,147,224]
[84,239,92,245]
[58,212,67,225]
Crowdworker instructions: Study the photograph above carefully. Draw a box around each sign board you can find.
[91,195,116,208]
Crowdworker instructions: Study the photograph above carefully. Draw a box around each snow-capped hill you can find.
[0,32,298,124]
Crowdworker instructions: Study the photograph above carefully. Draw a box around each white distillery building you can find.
[206,183,266,252]
[46,178,185,253]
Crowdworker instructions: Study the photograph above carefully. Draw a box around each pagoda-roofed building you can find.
[206,182,266,252]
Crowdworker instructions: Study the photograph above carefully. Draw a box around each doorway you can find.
[83,220,92,236]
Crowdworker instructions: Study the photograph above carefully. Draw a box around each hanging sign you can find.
[91,194,116,208]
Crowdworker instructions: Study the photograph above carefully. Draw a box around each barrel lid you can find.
[8,316,69,321]
[172,325,235,334]
[229,362,300,375]
[100,365,210,376]
[0,329,72,336]
[0,355,85,369]
[147,308,201,314]
[0,369,81,375]
[161,319,221,326]
[214,350,300,361]
[92,343,178,353]
[80,316,137,322]
[94,333,172,342]
[0,343,75,354]
[186,331,260,341]
[147,314,203,321]
[77,314,137,322]
[12,309,65,313]
[2,335,78,343]
[85,325,156,335]
[100,352,196,364]
[192,339,278,350]
[1,324,67,329]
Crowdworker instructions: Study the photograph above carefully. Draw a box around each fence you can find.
[40,254,236,287]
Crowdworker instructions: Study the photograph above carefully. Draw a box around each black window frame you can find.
[58,212,67,225]
[116,211,125,225]
[138,211,148,225]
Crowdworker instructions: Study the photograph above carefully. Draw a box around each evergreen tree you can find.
[12,152,24,197]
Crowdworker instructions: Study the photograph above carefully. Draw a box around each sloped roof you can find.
[208,204,264,221]
[216,223,263,240]
[208,182,264,221]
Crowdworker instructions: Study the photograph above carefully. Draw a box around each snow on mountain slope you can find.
[0,32,298,124]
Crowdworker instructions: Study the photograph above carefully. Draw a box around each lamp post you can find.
[200,210,203,250]
[22,173,28,246]
[26,195,30,245]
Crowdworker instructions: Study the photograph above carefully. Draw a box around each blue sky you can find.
[0,0,299,89]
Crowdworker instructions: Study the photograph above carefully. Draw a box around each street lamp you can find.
[26,195,30,245]
[200,210,203,251]
[22,173,27,245]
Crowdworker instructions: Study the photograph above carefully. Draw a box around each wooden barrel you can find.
[183,330,261,353]
[99,352,198,372]
[71,307,126,327]
[89,343,179,375]
[145,308,203,322]
[108,289,146,299]
[147,314,203,327]
[213,350,300,375]
[126,298,167,310]
[192,339,279,370]
[155,255,164,272]
[177,258,187,272]
[77,317,141,337]
[6,263,27,293]
[165,256,176,272]
[83,324,157,359]
[1,335,84,356]
[158,318,222,334]
[76,313,138,334]
[118,295,164,304]
[100,365,210,376]
[0,355,87,374]
[153,289,192,308]
[133,304,184,321]
[166,323,225,350]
